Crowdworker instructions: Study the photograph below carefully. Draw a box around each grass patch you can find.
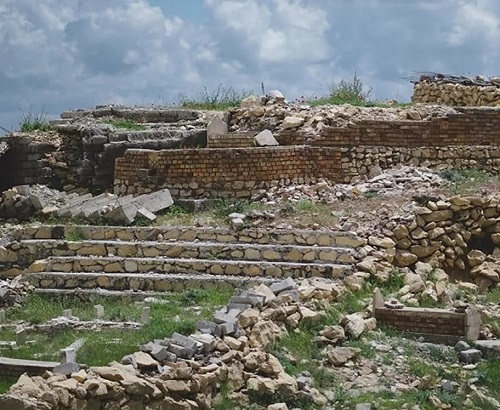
[440,168,498,194]
[178,84,253,111]
[0,377,18,394]
[19,107,50,132]
[485,286,500,303]
[2,290,232,366]
[347,339,376,359]
[408,358,439,379]
[65,226,85,242]
[477,358,500,399]
[105,119,146,130]
[367,268,405,297]
[333,290,367,315]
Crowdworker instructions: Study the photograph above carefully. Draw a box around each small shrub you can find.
[295,199,316,212]
[362,190,380,199]
[65,227,85,242]
[329,72,372,103]
[178,84,253,110]
[167,204,189,216]
[19,107,50,132]
[408,358,438,379]
[211,199,252,219]
[179,289,210,306]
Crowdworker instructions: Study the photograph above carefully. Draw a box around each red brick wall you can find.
[114,146,343,197]
[375,307,465,336]
[312,108,500,147]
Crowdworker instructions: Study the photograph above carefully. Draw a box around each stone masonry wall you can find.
[0,135,58,192]
[413,81,500,106]
[114,146,343,198]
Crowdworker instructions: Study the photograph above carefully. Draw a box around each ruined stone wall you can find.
[339,145,500,183]
[361,194,500,293]
[0,135,58,192]
[114,146,343,198]
[413,81,500,106]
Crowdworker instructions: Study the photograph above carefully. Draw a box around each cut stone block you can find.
[270,277,296,295]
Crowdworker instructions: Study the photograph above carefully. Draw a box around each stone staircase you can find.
[9,225,364,296]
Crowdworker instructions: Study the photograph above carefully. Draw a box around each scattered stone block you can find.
[270,278,296,295]
[60,348,76,364]
[207,116,228,137]
[255,130,279,146]
[459,349,482,364]
[197,320,221,337]
[454,341,470,353]
[0,309,5,324]
[16,329,27,346]
[53,362,80,376]
[63,309,72,318]
[474,340,500,358]
[93,305,104,319]
[141,307,150,324]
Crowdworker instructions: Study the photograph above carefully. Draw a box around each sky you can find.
[1,0,500,132]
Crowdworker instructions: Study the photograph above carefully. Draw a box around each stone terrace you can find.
[1,225,364,295]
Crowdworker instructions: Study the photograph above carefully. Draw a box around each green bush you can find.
[178,84,253,110]
[328,72,372,103]
[19,107,50,132]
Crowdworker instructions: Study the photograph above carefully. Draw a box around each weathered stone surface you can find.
[326,347,361,366]
[255,130,279,147]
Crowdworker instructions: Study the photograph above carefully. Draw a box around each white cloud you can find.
[447,1,500,46]
[204,0,330,63]
[2,0,500,134]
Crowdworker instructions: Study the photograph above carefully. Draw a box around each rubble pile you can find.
[253,166,447,204]
[0,277,31,308]
[229,95,458,135]
[0,277,346,409]
[0,185,174,225]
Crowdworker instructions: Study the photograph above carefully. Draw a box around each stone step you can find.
[15,239,356,265]
[30,256,352,279]
[26,272,278,292]
[13,225,365,248]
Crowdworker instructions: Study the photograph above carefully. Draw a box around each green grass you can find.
[178,84,253,111]
[367,268,405,297]
[0,377,18,394]
[1,289,232,366]
[485,286,500,303]
[65,226,85,242]
[440,168,499,194]
[478,358,500,399]
[105,119,146,130]
[19,108,51,132]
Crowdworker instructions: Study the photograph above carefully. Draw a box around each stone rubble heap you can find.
[253,166,447,204]
[0,277,348,410]
[230,95,458,135]
[0,185,174,224]
[0,277,31,308]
